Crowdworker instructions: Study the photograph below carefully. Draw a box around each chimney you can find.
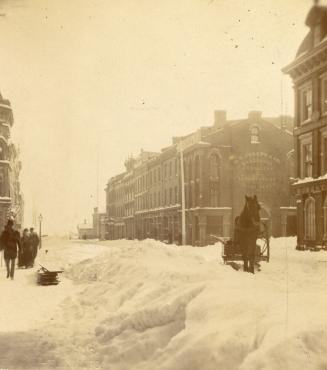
[214,110,227,128]
[248,111,262,122]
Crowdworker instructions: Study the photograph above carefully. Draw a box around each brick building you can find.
[0,93,23,231]
[105,110,294,246]
[283,4,327,248]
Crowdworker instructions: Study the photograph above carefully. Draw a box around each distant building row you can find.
[98,111,295,246]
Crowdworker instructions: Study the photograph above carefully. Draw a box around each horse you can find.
[235,195,261,274]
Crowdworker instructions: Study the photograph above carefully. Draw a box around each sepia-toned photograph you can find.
[0,0,326,369]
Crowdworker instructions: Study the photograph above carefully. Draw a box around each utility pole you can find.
[38,214,43,249]
[96,150,99,209]
[180,149,186,245]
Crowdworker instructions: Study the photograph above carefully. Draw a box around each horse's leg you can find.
[243,258,248,272]
[249,258,255,274]
[249,242,256,274]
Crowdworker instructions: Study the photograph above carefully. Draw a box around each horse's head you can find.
[243,195,261,226]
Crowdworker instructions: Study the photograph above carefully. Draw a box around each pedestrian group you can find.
[0,219,40,280]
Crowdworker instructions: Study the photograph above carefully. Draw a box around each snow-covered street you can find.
[1,237,327,370]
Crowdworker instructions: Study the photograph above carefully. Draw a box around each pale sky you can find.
[0,0,313,234]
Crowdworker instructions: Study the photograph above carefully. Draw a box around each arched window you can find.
[324,196,327,239]
[188,184,193,209]
[194,182,200,206]
[210,188,219,207]
[0,175,4,196]
[250,126,260,144]
[0,142,7,160]
[195,156,200,179]
[304,197,316,240]
[188,160,193,182]
[210,154,220,178]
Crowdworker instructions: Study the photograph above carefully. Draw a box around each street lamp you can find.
[38,214,43,249]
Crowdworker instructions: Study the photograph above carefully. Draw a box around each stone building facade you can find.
[0,93,23,231]
[283,4,327,248]
[105,110,294,246]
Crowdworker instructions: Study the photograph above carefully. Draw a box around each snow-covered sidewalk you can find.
[1,236,327,370]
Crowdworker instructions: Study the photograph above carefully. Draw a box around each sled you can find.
[37,264,63,286]
[211,220,270,265]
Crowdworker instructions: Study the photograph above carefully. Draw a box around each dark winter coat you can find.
[0,227,21,259]
[21,235,33,264]
[30,233,40,248]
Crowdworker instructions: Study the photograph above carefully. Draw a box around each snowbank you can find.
[34,237,327,370]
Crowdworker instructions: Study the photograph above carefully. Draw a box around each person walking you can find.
[21,228,33,268]
[0,219,21,280]
[29,227,40,267]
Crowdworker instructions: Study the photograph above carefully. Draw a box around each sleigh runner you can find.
[211,219,270,266]
[220,220,270,264]
[37,264,63,285]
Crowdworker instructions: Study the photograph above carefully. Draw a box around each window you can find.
[210,154,220,178]
[250,126,260,144]
[314,22,321,47]
[210,188,219,207]
[321,76,327,114]
[300,85,312,123]
[188,160,193,181]
[174,186,178,203]
[164,164,167,179]
[169,188,172,204]
[324,196,327,239]
[195,156,200,179]
[175,159,178,175]
[169,162,172,177]
[304,197,315,240]
[158,168,161,181]
[158,191,161,207]
[195,182,200,206]
[154,169,157,183]
[164,189,167,205]
[303,143,313,178]
[322,137,327,175]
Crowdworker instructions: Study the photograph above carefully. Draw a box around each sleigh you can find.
[37,264,63,286]
[211,220,270,264]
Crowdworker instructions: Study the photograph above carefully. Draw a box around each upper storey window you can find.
[210,154,220,179]
[314,21,321,47]
[321,75,327,114]
[299,83,312,124]
[250,125,260,144]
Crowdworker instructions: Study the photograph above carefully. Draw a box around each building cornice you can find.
[283,40,327,82]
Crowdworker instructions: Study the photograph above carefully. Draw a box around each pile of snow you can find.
[33,237,327,370]
[0,237,108,370]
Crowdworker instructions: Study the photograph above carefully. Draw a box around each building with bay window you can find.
[105,110,294,246]
[0,93,23,231]
[283,3,327,248]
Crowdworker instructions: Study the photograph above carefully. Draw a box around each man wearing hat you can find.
[0,219,21,279]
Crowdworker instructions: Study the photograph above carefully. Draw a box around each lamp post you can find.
[38,214,43,249]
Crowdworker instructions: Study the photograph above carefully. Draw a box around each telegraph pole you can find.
[38,214,43,249]
[180,149,186,245]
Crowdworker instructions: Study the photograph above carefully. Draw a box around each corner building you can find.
[283,4,327,248]
[0,93,23,231]
[105,110,294,246]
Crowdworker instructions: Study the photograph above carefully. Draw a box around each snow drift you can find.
[37,237,327,370]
